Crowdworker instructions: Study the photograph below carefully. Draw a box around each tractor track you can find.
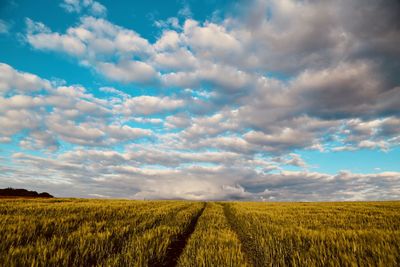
[223,203,263,267]
[155,202,207,267]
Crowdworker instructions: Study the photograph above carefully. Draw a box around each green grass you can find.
[1,199,399,266]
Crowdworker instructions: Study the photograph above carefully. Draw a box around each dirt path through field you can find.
[158,202,206,267]
[223,203,263,267]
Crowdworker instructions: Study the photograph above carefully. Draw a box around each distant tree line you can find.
[0,188,54,198]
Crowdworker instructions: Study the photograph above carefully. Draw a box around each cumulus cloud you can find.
[26,19,86,56]
[271,153,307,168]
[242,170,400,201]
[2,150,399,200]
[96,61,157,83]
[244,129,314,153]
[1,0,399,200]
[154,30,181,51]
[0,109,41,136]
[182,19,242,61]
[20,131,60,152]
[0,63,51,94]
[25,16,154,83]
[290,61,394,118]
[0,63,153,149]
[116,95,185,115]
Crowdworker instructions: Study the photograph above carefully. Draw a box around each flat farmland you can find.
[1,199,399,266]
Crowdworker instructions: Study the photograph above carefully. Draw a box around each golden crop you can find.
[0,199,399,266]
[0,199,203,267]
[177,202,248,267]
[224,201,400,266]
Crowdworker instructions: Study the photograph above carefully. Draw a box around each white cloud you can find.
[117,95,185,115]
[3,149,400,200]
[26,19,86,56]
[154,30,181,51]
[154,17,180,29]
[2,0,399,200]
[0,63,51,94]
[244,129,314,153]
[131,117,163,124]
[19,131,59,152]
[281,153,307,168]
[0,109,40,136]
[0,137,11,143]
[165,113,191,129]
[96,61,157,83]
[161,62,253,92]
[26,17,154,83]
[0,64,153,149]
[0,19,10,34]
[60,0,107,17]
[182,19,242,60]
[153,49,198,71]
[45,114,151,146]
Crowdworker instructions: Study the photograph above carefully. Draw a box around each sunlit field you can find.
[1,199,399,266]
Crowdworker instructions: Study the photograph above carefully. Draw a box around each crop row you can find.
[2,199,399,267]
[224,201,400,266]
[0,199,203,267]
[177,202,249,266]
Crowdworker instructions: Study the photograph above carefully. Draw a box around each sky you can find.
[0,0,399,200]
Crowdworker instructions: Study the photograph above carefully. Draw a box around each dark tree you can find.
[0,188,54,198]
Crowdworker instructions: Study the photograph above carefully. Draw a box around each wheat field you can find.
[1,199,399,266]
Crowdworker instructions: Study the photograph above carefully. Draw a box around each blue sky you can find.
[0,0,399,200]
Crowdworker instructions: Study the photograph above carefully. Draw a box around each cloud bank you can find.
[0,0,399,200]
